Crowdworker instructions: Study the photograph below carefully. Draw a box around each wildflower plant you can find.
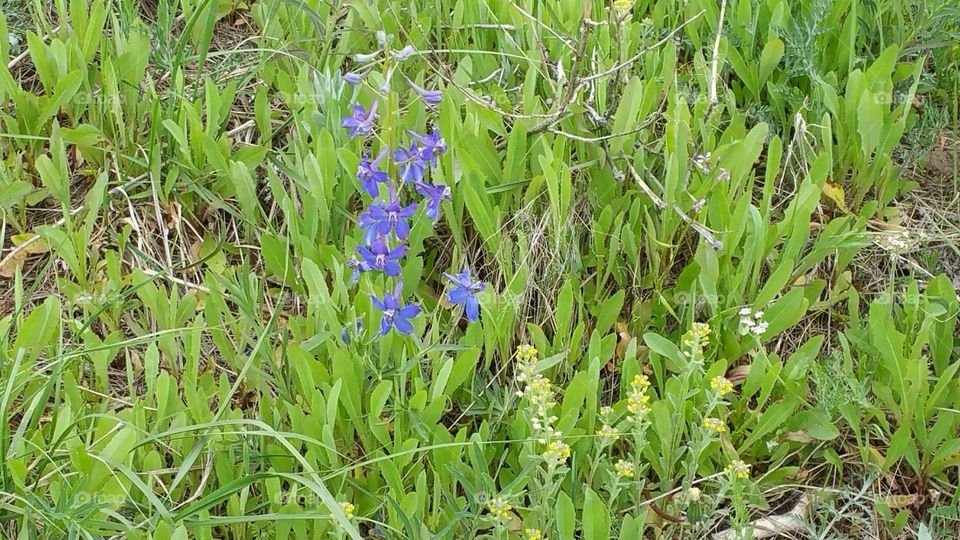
[662,322,735,504]
[514,344,571,534]
[596,372,654,507]
[339,39,483,338]
[485,495,514,535]
[718,458,754,538]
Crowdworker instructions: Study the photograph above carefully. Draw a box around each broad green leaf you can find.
[582,487,610,540]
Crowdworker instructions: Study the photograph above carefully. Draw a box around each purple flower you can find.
[343,66,372,85]
[405,77,442,106]
[371,283,420,335]
[357,147,389,198]
[346,256,371,284]
[443,269,485,322]
[341,101,378,139]
[357,238,408,277]
[341,320,364,344]
[394,143,428,184]
[415,181,451,221]
[409,129,447,166]
[357,198,419,243]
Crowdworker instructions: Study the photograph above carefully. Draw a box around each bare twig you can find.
[516,9,703,147]
[139,268,212,293]
[624,162,724,250]
[527,1,594,134]
[708,0,728,106]
[578,10,704,86]
[547,115,657,143]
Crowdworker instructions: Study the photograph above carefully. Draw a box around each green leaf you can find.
[595,290,624,336]
[856,90,883,156]
[260,234,297,284]
[643,333,683,372]
[555,491,575,540]
[743,397,798,449]
[791,407,841,440]
[758,38,785,86]
[582,487,610,540]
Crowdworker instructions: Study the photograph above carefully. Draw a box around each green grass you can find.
[1,0,959,538]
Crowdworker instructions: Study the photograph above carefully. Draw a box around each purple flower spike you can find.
[394,143,428,184]
[358,197,419,243]
[409,129,447,166]
[357,238,408,277]
[415,181,451,221]
[357,147,389,198]
[371,283,420,335]
[443,269,485,322]
[341,101,378,139]
[406,77,442,106]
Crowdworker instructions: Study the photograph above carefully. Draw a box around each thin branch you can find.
[526,1,593,135]
[624,162,724,250]
[578,10,704,86]
[708,0,728,105]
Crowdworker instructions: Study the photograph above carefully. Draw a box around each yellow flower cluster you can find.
[525,528,543,540]
[338,501,355,520]
[613,0,633,15]
[487,496,512,521]
[681,322,711,355]
[614,459,635,478]
[599,406,614,420]
[710,376,734,396]
[597,424,620,445]
[516,344,538,362]
[626,374,652,421]
[726,459,751,479]
[543,440,571,466]
[702,417,726,433]
[526,377,560,440]
[516,345,561,443]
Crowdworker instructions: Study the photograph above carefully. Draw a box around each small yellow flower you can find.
[543,440,571,466]
[597,424,620,445]
[687,487,701,502]
[338,501,355,520]
[487,496,512,521]
[525,528,543,540]
[710,376,734,396]
[614,459,635,478]
[691,322,711,339]
[681,322,711,354]
[613,0,633,15]
[726,459,751,479]
[516,344,539,361]
[626,374,652,420]
[702,417,726,433]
